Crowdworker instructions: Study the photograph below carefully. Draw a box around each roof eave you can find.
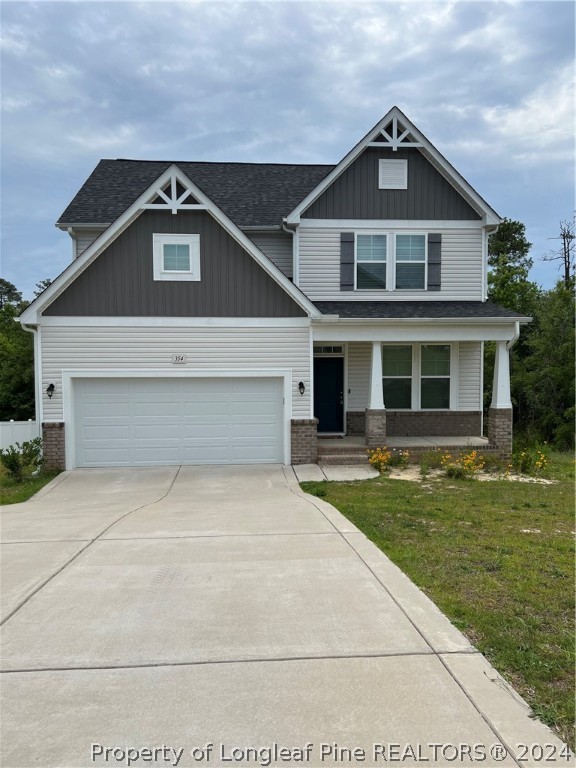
[312,316,532,324]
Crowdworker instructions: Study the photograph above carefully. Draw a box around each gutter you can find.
[312,316,532,325]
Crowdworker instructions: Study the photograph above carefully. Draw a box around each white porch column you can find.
[368,341,384,409]
[491,341,512,409]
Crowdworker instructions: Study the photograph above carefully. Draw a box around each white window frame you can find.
[354,232,389,291]
[378,159,408,190]
[382,343,457,410]
[393,232,427,291]
[153,233,200,282]
[354,231,428,292]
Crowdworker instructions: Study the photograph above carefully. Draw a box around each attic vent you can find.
[379,159,407,190]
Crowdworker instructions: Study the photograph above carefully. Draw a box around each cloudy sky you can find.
[1,0,574,300]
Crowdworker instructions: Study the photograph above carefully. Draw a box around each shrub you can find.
[440,450,485,480]
[419,449,444,474]
[368,447,411,472]
[367,447,392,472]
[510,446,549,476]
[0,438,43,482]
[387,448,410,468]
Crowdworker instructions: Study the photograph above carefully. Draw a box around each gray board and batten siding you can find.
[302,148,481,221]
[43,210,306,318]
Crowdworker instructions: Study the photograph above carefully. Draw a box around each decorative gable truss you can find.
[142,173,206,214]
[366,115,422,151]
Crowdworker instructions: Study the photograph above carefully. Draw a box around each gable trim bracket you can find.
[285,106,501,227]
[20,164,321,325]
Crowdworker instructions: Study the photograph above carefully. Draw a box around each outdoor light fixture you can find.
[46,383,55,399]
[298,381,305,396]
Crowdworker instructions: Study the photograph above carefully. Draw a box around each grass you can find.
[301,452,575,749]
[0,466,61,505]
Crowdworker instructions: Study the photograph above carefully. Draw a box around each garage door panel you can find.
[74,377,284,467]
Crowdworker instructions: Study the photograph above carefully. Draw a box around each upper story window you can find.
[153,234,200,281]
[395,234,426,289]
[356,234,387,289]
[378,159,407,189]
[355,233,427,291]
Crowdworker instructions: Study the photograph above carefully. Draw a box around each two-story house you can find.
[19,107,529,470]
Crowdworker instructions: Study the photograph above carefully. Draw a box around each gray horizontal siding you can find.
[247,231,293,278]
[302,148,481,220]
[44,211,305,317]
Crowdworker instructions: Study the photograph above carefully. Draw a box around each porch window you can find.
[395,234,426,289]
[380,344,452,409]
[421,345,450,408]
[356,234,387,289]
[382,345,412,409]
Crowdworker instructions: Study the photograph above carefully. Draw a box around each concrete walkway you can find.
[0,466,569,767]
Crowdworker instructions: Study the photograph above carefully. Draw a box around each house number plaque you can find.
[171,354,187,364]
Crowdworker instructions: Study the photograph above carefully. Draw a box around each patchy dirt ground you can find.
[386,466,556,484]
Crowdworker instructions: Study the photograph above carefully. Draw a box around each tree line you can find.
[0,219,574,449]
[486,217,574,449]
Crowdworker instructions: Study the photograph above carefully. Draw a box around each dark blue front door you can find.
[314,357,344,433]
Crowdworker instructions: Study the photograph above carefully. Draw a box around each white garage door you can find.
[74,377,284,467]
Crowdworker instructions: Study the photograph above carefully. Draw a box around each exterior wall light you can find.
[298,381,305,396]
[46,383,55,399]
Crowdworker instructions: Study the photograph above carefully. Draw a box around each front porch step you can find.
[317,440,370,465]
[318,452,370,466]
[317,443,367,456]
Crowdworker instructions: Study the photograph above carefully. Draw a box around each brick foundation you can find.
[488,407,512,456]
[346,411,366,435]
[291,419,319,464]
[42,422,65,470]
[365,409,387,448]
[386,411,482,437]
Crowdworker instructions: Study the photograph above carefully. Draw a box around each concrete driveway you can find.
[0,466,569,768]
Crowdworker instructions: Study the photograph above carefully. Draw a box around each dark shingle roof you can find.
[314,301,529,320]
[57,160,334,228]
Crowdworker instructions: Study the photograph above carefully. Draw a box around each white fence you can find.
[0,420,40,449]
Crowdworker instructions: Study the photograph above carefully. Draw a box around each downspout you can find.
[507,321,520,351]
[20,322,42,428]
[484,223,499,301]
[281,220,299,286]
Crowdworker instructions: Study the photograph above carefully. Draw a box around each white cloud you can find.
[482,65,575,163]
[68,124,137,152]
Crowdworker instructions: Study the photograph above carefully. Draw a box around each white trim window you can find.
[153,233,200,281]
[355,234,387,289]
[378,159,407,190]
[382,345,412,408]
[420,344,450,409]
[382,344,453,410]
[395,234,426,290]
[355,232,428,292]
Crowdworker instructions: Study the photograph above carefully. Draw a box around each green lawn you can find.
[0,467,61,505]
[301,453,575,749]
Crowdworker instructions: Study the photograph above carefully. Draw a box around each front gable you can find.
[302,146,481,221]
[43,209,306,318]
[21,164,319,324]
[287,107,500,225]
